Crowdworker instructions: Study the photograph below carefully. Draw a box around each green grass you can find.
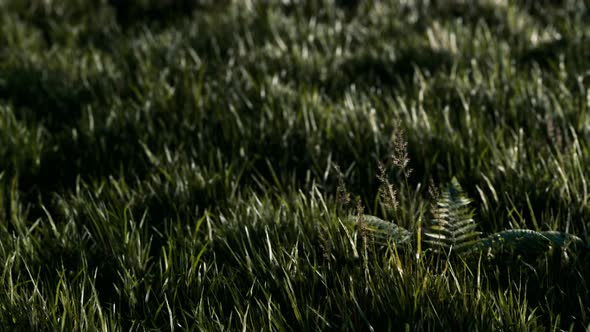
[1,0,590,330]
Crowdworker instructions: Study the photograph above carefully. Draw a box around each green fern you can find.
[345,178,588,258]
[423,177,481,253]
[348,215,412,246]
[468,229,585,257]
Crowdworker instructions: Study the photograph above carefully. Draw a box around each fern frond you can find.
[468,229,586,257]
[423,177,481,253]
[347,215,412,246]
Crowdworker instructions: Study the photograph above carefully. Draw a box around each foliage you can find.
[423,177,481,253]
[1,0,590,330]
[353,177,588,259]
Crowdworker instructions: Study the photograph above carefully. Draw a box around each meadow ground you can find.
[1,0,590,330]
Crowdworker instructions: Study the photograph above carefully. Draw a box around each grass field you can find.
[1,0,590,330]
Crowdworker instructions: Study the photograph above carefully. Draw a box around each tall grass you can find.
[1,0,590,330]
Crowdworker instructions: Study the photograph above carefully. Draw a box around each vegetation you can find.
[1,0,590,330]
